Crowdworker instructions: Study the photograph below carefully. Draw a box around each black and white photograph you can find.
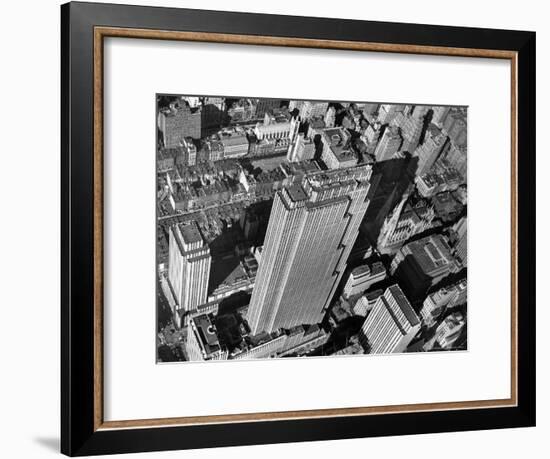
[156,96,468,362]
[0,0,540,457]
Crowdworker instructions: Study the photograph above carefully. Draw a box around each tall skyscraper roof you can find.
[246,164,373,335]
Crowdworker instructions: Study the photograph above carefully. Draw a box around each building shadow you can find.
[361,155,419,245]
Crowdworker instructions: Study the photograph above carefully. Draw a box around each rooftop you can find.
[404,234,453,274]
[220,133,249,146]
[280,160,320,177]
[352,261,385,278]
[179,222,203,245]
[386,284,420,327]
[192,314,221,355]
[286,183,308,202]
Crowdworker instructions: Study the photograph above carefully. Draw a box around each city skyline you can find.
[156,95,467,362]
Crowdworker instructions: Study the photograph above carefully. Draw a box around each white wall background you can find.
[0,0,544,457]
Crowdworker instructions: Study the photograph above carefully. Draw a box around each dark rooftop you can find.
[192,314,221,355]
[386,284,420,327]
[286,183,308,202]
[179,222,203,245]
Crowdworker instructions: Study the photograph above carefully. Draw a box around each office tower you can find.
[324,106,336,128]
[240,209,260,240]
[390,234,456,300]
[450,216,467,266]
[227,98,255,123]
[168,222,211,313]
[414,124,448,176]
[200,101,225,136]
[432,106,450,127]
[157,99,202,146]
[359,285,421,354]
[289,100,329,120]
[246,165,372,335]
[342,261,387,298]
[378,104,401,124]
[441,143,467,177]
[443,108,467,147]
[362,103,379,116]
[287,132,316,162]
[363,122,382,145]
[255,98,283,118]
[392,107,427,153]
[374,125,402,162]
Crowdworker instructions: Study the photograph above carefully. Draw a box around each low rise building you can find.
[342,261,387,298]
[220,132,249,158]
[231,332,287,360]
[423,311,466,351]
[420,278,467,327]
[186,314,228,361]
[416,168,464,198]
[353,289,384,316]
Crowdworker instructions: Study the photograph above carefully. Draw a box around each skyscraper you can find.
[255,98,283,118]
[359,284,421,354]
[157,99,202,146]
[289,100,329,120]
[246,165,372,335]
[450,216,467,267]
[414,124,448,176]
[168,222,211,314]
[391,107,426,153]
[374,125,402,162]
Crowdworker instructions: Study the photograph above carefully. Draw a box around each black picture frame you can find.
[61,1,536,456]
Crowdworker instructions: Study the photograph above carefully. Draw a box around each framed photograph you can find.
[61,1,536,456]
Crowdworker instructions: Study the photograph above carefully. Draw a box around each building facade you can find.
[186,314,228,361]
[246,165,373,335]
[353,289,383,316]
[289,100,329,120]
[158,100,202,147]
[414,124,448,176]
[359,285,421,354]
[168,222,211,314]
[374,125,402,162]
[342,261,387,298]
[420,278,467,327]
